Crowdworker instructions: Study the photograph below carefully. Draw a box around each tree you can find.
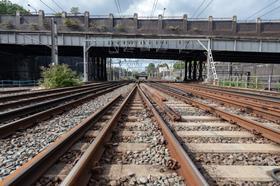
[173,61,185,70]
[0,0,29,14]
[70,7,79,15]
[146,63,156,75]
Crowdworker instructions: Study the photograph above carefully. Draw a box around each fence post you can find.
[255,77,258,89]
[268,75,271,91]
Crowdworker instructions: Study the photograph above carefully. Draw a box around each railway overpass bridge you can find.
[1,10,280,81]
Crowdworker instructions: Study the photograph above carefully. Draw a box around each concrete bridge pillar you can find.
[183,14,188,32]
[193,61,197,80]
[134,13,138,31]
[15,11,20,28]
[109,13,114,31]
[208,16,213,34]
[158,14,163,33]
[84,11,89,31]
[38,10,45,28]
[198,61,203,80]
[62,12,67,26]
[97,57,102,81]
[256,18,261,36]
[188,61,192,80]
[102,58,107,81]
[93,57,98,80]
[232,16,237,33]
[184,60,188,81]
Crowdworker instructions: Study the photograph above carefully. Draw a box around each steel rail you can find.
[0,82,114,103]
[60,86,137,185]
[138,85,208,186]
[149,83,280,144]
[0,94,123,186]
[0,83,119,111]
[185,84,280,105]
[141,84,181,121]
[0,83,126,123]
[0,83,126,138]
[170,84,280,123]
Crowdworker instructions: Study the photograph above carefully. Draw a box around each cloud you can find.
[10,0,280,19]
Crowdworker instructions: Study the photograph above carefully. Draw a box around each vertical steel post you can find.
[206,40,210,82]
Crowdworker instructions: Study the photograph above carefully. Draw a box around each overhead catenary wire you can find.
[259,4,280,18]
[192,0,207,18]
[196,0,214,18]
[114,0,121,16]
[246,0,279,20]
[39,0,57,13]
[150,0,159,17]
[50,0,65,12]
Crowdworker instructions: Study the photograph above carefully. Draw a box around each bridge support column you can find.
[83,43,89,82]
[103,58,107,81]
[93,57,98,81]
[38,10,44,28]
[198,61,203,80]
[188,61,192,80]
[97,57,102,81]
[133,13,138,31]
[84,11,89,31]
[15,11,20,28]
[184,60,188,81]
[193,61,197,80]
[232,16,237,33]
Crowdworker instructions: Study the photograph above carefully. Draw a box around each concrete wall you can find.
[1,11,280,38]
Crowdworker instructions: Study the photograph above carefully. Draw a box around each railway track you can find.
[167,83,280,123]
[1,85,202,185]
[0,81,128,138]
[150,83,280,142]
[1,82,279,185]
[142,83,280,185]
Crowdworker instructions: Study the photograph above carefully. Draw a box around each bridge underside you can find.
[1,44,280,63]
[0,44,280,81]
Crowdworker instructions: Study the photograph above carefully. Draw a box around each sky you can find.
[11,0,280,20]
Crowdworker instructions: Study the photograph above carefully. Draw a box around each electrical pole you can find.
[51,18,58,65]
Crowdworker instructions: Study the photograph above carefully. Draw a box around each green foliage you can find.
[0,0,29,14]
[173,61,185,70]
[147,63,156,74]
[70,7,79,15]
[64,18,79,29]
[115,24,126,32]
[40,64,82,89]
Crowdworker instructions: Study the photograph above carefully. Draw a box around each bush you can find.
[40,64,82,89]
[64,18,80,29]
[115,24,126,32]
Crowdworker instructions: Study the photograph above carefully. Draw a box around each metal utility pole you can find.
[51,18,58,65]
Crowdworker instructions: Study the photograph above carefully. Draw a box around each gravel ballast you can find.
[0,84,134,179]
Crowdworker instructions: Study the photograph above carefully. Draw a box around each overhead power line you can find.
[246,0,279,20]
[39,0,57,13]
[114,0,121,15]
[196,0,214,18]
[192,0,207,18]
[150,0,159,17]
[259,4,280,18]
[50,0,65,12]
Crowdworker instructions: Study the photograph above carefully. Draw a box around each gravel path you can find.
[0,84,134,179]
